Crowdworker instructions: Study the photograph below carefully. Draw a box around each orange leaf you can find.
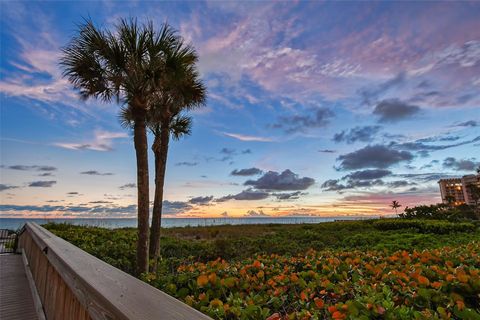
[197,275,209,287]
[208,273,217,284]
[314,298,324,308]
[300,291,307,301]
[457,273,468,283]
[266,313,281,320]
[209,298,223,308]
[418,275,430,286]
[290,273,299,283]
[321,279,331,287]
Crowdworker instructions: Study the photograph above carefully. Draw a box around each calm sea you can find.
[0,216,379,231]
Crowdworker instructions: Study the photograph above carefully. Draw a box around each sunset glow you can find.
[1,1,479,219]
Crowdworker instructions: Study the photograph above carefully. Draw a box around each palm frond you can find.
[119,105,135,129]
[60,18,117,102]
[62,17,207,140]
[170,115,192,140]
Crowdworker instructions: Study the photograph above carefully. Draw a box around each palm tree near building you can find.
[390,200,401,215]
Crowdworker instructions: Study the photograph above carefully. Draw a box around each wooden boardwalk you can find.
[0,254,39,320]
[0,223,211,320]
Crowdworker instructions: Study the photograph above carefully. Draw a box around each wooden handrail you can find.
[18,222,211,320]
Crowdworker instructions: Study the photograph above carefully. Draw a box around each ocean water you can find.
[0,216,379,231]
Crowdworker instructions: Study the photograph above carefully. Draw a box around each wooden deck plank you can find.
[0,254,39,320]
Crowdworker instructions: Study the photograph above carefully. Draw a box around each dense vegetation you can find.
[372,219,477,234]
[155,243,480,319]
[45,217,480,319]
[399,204,478,221]
[45,219,479,274]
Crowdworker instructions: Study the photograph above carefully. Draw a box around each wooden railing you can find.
[18,222,211,320]
[0,229,18,254]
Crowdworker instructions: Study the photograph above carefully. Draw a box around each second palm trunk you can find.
[149,125,170,272]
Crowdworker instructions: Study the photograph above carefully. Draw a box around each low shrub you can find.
[399,204,478,221]
[46,220,480,319]
[45,219,480,276]
[373,219,477,234]
[148,242,480,319]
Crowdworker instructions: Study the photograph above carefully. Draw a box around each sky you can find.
[1,1,479,219]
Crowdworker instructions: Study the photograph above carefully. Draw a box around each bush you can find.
[45,220,480,319]
[45,219,480,276]
[150,242,480,319]
[373,219,477,234]
[399,204,478,221]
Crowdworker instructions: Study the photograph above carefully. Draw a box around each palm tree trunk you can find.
[133,110,150,275]
[149,124,170,272]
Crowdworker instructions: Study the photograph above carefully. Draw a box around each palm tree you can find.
[61,19,176,275]
[390,200,401,215]
[147,38,206,271]
[147,113,194,269]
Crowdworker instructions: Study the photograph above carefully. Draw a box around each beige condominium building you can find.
[438,174,480,206]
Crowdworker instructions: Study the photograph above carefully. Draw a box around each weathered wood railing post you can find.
[18,222,211,320]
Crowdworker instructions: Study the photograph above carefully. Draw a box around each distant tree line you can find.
[399,204,478,221]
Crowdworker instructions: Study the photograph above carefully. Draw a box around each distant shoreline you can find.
[0,215,386,230]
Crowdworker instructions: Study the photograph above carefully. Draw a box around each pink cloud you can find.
[222,132,274,142]
[0,10,107,119]
[181,2,480,106]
